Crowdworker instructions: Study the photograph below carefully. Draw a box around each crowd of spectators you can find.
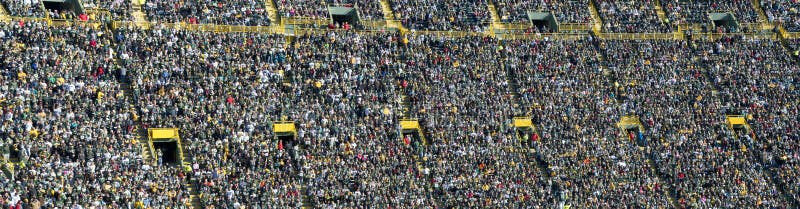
[392,0,490,31]
[143,0,271,26]
[663,0,760,26]
[400,35,547,207]
[279,0,384,20]
[329,0,384,20]
[595,0,671,33]
[284,31,436,208]
[0,5,799,207]
[493,0,592,24]
[0,21,197,208]
[1,0,45,17]
[695,35,799,207]
[761,0,800,32]
[82,0,134,21]
[114,25,296,208]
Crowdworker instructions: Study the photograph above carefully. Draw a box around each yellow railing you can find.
[7,16,49,23]
[738,22,771,31]
[497,32,589,40]
[693,32,779,41]
[785,32,800,39]
[282,17,330,26]
[598,33,678,40]
[409,30,487,38]
[291,27,395,36]
[112,21,280,33]
[360,19,387,28]
[776,23,800,39]
[558,23,592,31]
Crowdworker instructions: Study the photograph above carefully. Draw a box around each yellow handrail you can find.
[559,23,592,31]
[598,33,677,40]
[292,27,394,36]
[282,17,331,26]
[112,21,281,33]
[497,32,588,40]
[692,32,779,41]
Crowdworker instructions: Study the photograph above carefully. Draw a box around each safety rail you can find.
[290,27,399,37]
[777,23,800,39]
[6,16,49,23]
[693,32,779,41]
[738,22,771,31]
[282,17,330,26]
[674,23,705,32]
[360,19,387,28]
[49,19,105,28]
[408,30,487,38]
[785,32,800,39]
[502,23,530,31]
[112,21,281,33]
[559,23,592,31]
[496,32,589,40]
[597,32,679,40]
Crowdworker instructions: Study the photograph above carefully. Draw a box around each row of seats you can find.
[4,0,799,32]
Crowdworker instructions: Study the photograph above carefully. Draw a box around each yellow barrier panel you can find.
[273,121,297,135]
[400,119,420,130]
[149,128,179,140]
[727,117,746,126]
[513,117,533,129]
[617,116,643,132]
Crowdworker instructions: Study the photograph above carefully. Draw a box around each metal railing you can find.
[408,30,487,38]
[111,21,281,33]
[282,17,331,26]
[558,23,592,31]
[598,32,679,40]
[496,32,589,40]
[692,32,779,41]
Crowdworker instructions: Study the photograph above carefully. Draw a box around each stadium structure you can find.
[0,0,799,208]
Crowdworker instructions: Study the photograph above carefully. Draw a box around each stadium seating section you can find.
[1,1,800,209]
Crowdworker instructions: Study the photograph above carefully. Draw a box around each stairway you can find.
[486,1,504,36]
[503,61,523,115]
[752,0,769,23]
[400,94,413,118]
[300,183,313,209]
[653,0,668,23]
[751,0,774,30]
[0,4,9,21]
[119,78,156,165]
[264,0,280,24]
[379,0,406,32]
[181,139,201,209]
[588,0,604,34]
[129,0,149,28]
[643,151,680,208]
